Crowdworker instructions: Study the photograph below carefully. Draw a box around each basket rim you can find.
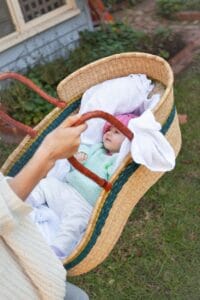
[57,52,174,113]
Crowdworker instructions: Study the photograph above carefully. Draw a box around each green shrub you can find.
[156,0,200,18]
[184,0,200,10]
[1,81,54,126]
[103,0,142,9]
[151,27,185,58]
[0,23,185,126]
[66,23,146,71]
[0,58,68,126]
[156,0,184,18]
[67,23,184,66]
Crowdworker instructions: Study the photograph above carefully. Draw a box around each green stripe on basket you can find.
[65,105,176,270]
[7,100,81,177]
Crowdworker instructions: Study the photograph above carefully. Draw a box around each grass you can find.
[0,55,199,299]
[70,56,200,299]
[0,140,17,166]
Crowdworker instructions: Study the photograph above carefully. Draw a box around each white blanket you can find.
[49,74,175,179]
[79,74,160,144]
[27,177,92,259]
[115,110,175,172]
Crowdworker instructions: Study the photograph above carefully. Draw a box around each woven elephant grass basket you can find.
[1,52,182,276]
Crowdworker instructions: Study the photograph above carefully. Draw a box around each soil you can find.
[112,0,200,75]
[112,0,200,45]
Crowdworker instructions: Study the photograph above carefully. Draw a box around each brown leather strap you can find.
[68,111,134,191]
[0,110,37,138]
[0,72,66,137]
[0,72,66,107]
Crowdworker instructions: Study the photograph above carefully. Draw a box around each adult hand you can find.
[38,114,87,162]
[8,114,87,200]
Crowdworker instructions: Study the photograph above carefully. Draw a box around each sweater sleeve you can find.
[0,173,32,236]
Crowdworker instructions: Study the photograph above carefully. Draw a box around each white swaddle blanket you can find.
[79,74,160,144]
[79,74,175,172]
[49,74,175,180]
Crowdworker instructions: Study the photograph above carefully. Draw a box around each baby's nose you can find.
[107,131,112,137]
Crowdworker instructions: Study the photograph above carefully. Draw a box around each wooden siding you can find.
[0,0,93,72]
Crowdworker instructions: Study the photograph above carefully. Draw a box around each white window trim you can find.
[0,0,80,53]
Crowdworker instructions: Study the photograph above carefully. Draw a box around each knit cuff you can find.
[0,173,32,235]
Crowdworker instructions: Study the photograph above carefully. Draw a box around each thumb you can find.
[60,114,82,128]
[73,123,87,135]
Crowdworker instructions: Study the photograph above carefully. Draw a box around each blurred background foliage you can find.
[0,22,184,126]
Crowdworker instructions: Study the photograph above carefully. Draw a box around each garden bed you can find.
[175,11,200,21]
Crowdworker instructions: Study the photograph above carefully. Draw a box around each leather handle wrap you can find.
[0,72,66,107]
[0,110,37,138]
[0,72,66,137]
[68,110,134,191]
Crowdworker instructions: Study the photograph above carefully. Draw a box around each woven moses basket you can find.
[0,53,182,276]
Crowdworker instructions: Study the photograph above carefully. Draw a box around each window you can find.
[19,0,66,22]
[0,0,79,52]
[0,1,15,38]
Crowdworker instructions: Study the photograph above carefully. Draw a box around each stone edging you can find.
[175,11,200,21]
[169,38,200,75]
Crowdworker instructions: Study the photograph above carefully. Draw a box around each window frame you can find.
[0,0,80,53]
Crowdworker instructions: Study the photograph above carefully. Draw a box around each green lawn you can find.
[0,56,199,300]
[70,57,200,299]
[0,140,17,166]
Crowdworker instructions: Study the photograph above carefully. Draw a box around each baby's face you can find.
[103,126,125,153]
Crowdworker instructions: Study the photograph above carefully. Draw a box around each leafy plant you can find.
[1,82,54,126]
[184,0,200,10]
[66,23,147,70]
[103,0,142,8]
[151,27,185,58]
[0,23,185,126]
[0,58,69,126]
[156,0,200,19]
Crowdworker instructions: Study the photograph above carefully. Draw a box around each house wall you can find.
[0,0,93,73]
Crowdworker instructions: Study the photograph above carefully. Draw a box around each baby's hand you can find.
[74,151,88,163]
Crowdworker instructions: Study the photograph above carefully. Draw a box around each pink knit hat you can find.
[103,113,138,134]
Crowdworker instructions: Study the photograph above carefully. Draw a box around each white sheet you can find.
[114,110,175,172]
[79,74,159,144]
[79,74,175,172]
[27,177,92,259]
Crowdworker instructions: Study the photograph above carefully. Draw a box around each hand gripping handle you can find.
[68,111,134,191]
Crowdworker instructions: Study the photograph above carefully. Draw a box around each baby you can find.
[26,113,137,259]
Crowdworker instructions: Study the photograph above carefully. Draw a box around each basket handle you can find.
[0,72,66,137]
[68,111,134,191]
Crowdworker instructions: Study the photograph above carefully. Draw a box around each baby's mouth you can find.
[105,138,111,142]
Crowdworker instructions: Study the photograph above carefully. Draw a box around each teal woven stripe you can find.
[65,105,176,269]
[161,105,176,135]
[8,100,81,177]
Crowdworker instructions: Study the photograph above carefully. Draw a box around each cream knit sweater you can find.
[0,173,66,299]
